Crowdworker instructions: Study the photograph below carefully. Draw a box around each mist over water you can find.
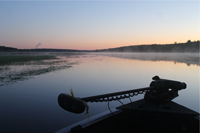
[91,52,199,66]
[0,52,199,133]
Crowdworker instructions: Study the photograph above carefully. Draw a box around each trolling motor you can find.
[144,76,186,103]
[58,76,186,114]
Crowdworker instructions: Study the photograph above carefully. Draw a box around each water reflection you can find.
[92,52,199,66]
[1,52,198,86]
[0,53,83,86]
[0,52,199,133]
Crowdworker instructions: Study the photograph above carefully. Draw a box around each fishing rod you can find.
[58,76,186,114]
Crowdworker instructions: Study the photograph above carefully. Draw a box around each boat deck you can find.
[117,99,199,115]
[56,99,199,133]
[82,99,200,133]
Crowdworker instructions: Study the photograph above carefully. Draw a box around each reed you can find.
[0,55,57,65]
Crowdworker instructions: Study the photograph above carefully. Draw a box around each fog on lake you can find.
[0,52,199,133]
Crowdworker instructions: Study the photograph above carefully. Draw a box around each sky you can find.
[0,1,199,50]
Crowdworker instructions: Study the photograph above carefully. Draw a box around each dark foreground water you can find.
[0,52,199,133]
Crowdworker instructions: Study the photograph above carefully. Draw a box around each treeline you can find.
[0,47,88,52]
[19,49,82,52]
[96,40,199,52]
[0,40,199,52]
[0,46,18,52]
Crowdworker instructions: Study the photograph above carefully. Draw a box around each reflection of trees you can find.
[99,53,199,66]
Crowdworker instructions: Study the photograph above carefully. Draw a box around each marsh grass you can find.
[0,65,73,86]
[0,55,57,65]
[0,53,79,86]
[0,53,83,86]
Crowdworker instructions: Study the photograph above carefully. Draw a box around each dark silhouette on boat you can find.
[56,76,199,133]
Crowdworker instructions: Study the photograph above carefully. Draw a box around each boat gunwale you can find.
[55,108,122,133]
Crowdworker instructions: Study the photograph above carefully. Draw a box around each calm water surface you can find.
[0,52,199,133]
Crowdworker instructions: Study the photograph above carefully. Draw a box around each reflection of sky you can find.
[0,54,199,132]
[0,1,199,50]
[92,52,200,66]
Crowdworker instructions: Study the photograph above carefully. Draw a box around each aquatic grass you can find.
[0,65,73,86]
[0,61,78,86]
[0,55,57,66]
[12,60,68,66]
[0,53,81,86]
[0,66,9,72]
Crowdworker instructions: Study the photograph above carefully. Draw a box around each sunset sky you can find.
[0,1,199,50]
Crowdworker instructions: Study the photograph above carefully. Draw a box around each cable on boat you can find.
[118,100,128,110]
[128,97,132,110]
[57,76,191,133]
[107,101,114,116]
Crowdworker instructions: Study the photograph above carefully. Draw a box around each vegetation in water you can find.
[0,53,80,86]
[0,55,57,66]
[0,65,74,86]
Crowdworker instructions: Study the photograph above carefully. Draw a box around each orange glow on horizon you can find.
[42,39,199,50]
[7,36,199,50]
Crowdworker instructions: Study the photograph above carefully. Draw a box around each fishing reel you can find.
[58,76,186,114]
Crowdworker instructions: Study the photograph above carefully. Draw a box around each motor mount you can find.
[144,76,186,104]
[58,76,187,113]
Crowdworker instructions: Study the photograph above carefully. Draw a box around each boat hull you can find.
[56,99,199,133]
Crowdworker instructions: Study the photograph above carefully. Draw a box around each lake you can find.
[0,52,199,133]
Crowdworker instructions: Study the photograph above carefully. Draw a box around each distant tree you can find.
[174,42,177,44]
[187,40,191,43]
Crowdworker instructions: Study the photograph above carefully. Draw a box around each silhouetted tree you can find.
[187,40,191,43]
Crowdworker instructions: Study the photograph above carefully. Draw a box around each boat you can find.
[55,76,200,133]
